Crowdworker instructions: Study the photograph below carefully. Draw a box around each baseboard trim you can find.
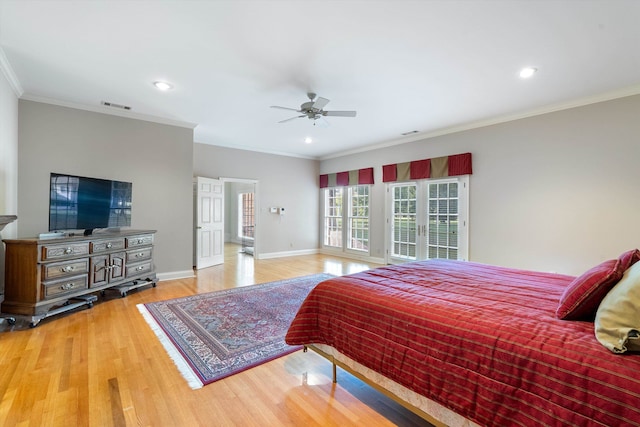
[256,249,319,260]
[256,248,385,265]
[157,270,195,282]
[319,248,386,265]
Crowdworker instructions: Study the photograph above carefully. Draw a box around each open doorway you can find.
[193,177,259,270]
[223,178,258,260]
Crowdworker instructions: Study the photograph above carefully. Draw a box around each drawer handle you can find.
[135,252,144,258]
[137,239,144,244]
[60,265,75,273]
[106,243,112,248]
[60,283,75,291]
[136,265,145,271]
[64,247,73,254]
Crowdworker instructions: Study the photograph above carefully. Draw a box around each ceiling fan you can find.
[270,92,357,125]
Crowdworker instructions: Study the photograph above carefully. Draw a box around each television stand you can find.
[1,229,157,326]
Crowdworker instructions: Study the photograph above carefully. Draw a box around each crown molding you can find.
[20,94,198,129]
[320,84,640,161]
[194,139,317,161]
[0,47,24,97]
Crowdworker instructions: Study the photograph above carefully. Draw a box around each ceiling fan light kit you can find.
[153,81,173,90]
[271,92,357,124]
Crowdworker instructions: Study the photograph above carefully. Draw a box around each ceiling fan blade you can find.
[270,105,300,112]
[278,115,305,123]
[312,96,330,110]
[323,110,357,117]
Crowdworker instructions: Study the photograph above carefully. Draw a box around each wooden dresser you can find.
[2,229,157,327]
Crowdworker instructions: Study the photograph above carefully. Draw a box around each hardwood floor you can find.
[0,244,432,426]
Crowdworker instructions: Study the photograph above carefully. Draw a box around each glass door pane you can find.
[391,184,417,260]
[348,186,369,252]
[426,181,458,260]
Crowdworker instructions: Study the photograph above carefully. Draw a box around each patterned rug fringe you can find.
[137,304,204,389]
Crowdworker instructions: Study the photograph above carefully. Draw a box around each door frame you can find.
[221,177,260,259]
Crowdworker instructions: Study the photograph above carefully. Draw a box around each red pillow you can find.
[556,259,622,320]
[557,249,640,320]
[618,249,640,272]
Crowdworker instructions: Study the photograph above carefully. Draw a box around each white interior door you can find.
[195,177,224,269]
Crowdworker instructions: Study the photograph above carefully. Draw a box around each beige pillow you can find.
[595,261,640,353]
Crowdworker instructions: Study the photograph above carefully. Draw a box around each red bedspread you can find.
[285,260,640,427]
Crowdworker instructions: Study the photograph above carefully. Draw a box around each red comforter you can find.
[285,260,640,427]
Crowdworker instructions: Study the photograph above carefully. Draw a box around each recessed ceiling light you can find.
[304,137,313,144]
[519,67,537,79]
[153,81,173,91]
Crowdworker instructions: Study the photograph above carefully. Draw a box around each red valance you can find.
[383,152,472,183]
[320,167,374,188]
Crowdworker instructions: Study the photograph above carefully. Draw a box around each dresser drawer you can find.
[41,242,90,261]
[126,247,153,263]
[126,261,153,278]
[42,258,90,281]
[42,275,88,299]
[90,238,125,253]
[126,234,154,248]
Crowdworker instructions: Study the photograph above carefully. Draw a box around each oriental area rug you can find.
[137,273,333,389]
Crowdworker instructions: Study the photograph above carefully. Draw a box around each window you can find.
[238,192,255,240]
[323,185,370,254]
[324,188,343,247]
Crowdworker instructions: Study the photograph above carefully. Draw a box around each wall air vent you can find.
[401,130,419,136]
[101,101,132,110]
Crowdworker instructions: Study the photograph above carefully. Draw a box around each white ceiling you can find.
[1,0,639,159]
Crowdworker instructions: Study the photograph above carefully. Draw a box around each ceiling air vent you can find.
[101,101,132,110]
[401,130,419,136]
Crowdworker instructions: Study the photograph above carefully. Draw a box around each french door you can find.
[387,177,468,264]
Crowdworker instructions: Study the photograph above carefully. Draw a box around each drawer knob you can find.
[106,243,112,248]
[136,265,144,271]
[60,265,75,273]
[60,283,74,290]
[135,253,143,258]
[64,247,73,254]
[137,239,143,244]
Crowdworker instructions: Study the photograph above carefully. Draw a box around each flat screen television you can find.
[49,173,132,235]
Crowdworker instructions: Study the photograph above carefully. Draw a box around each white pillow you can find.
[595,261,640,353]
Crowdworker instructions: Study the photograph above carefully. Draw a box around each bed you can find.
[285,258,640,427]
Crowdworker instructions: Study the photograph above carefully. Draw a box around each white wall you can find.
[193,144,319,257]
[11,90,639,277]
[0,64,19,299]
[0,67,18,238]
[321,95,640,276]
[17,100,195,278]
